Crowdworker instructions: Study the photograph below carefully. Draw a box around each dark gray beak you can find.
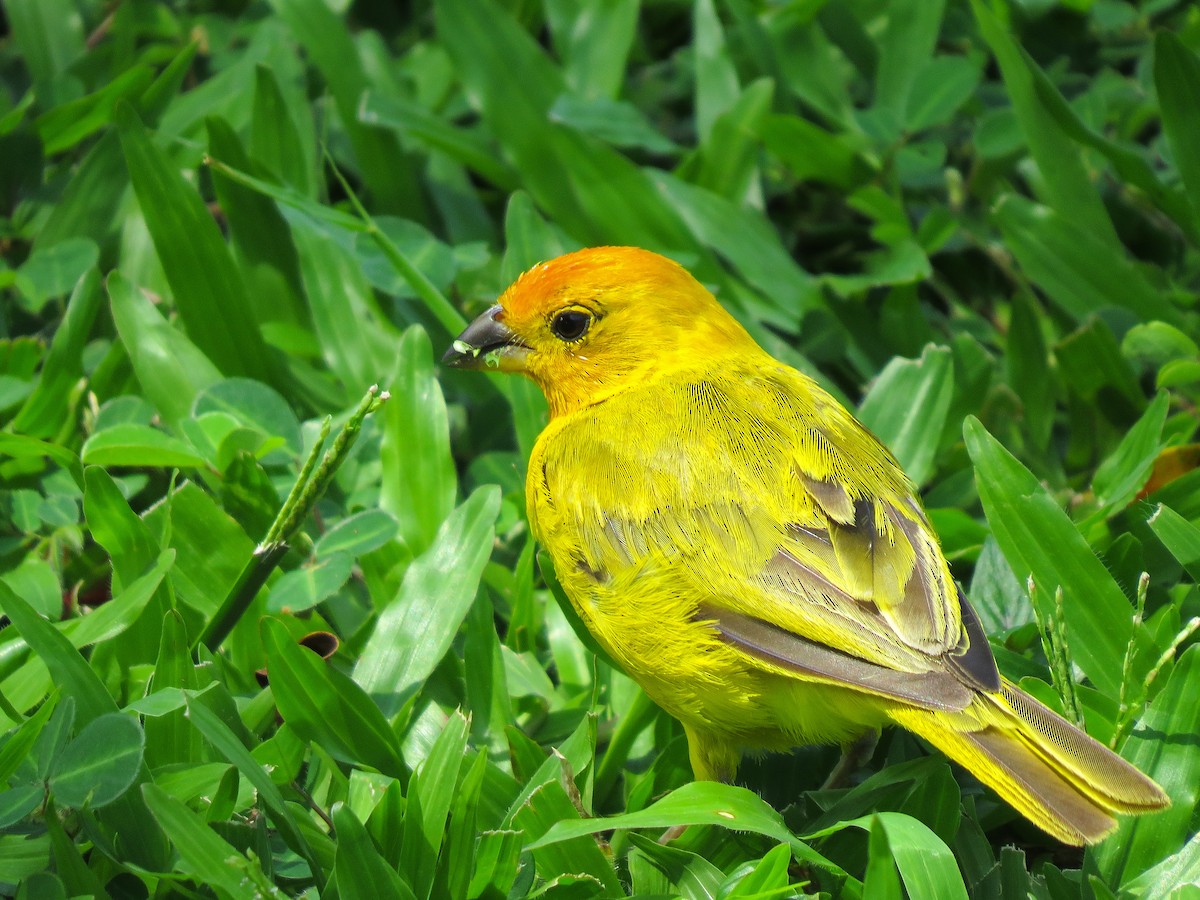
[442,304,528,370]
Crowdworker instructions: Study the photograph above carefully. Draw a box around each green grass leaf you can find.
[1005,292,1053,451]
[1155,32,1200,231]
[12,237,98,312]
[858,344,955,486]
[36,131,127,250]
[1147,503,1200,582]
[289,216,397,395]
[970,0,1120,249]
[1095,645,1200,885]
[649,172,822,319]
[115,103,274,380]
[206,115,309,329]
[106,270,223,427]
[531,781,862,898]
[143,482,253,619]
[1,551,173,690]
[552,0,638,101]
[720,842,797,897]
[332,803,416,900]
[195,378,303,456]
[1027,48,1196,240]
[264,0,424,217]
[0,694,58,786]
[380,326,456,554]
[810,813,967,900]
[688,77,773,202]
[314,510,399,560]
[627,832,725,897]
[964,417,1138,694]
[0,434,82,488]
[548,94,680,155]
[0,586,168,868]
[863,816,903,900]
[250,64,315,196]
[0,785,42,829]
[11,267,102,438]
[0,587,118,727]
[141,783,266,899]
[400,711,469,900]
[992,195,1182,326]
[435,0,702,254]
[144,611,202,770]
[48,713,144,809]
[760,114,876,189]
[872,0,948,136]
[1122,831,1200,899]
[184,691,327,891]
[1054,317,1145,412]
[35,67,153,156]
[693,0,740,142]
[83,465,160,594]
[3,0,84,103]
[262,617,407,779]
[0,834,52,884]
[265,553,353,614]
[906,56,982,133]
[1091,392,1169,513]
[354,486,501,713]
[81,424,207,469]
[511,780,623,895]
[359,90,518,191]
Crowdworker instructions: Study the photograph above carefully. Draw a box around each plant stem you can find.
[195,386,388,654]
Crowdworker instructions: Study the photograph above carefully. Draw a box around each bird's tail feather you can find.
[889,679,1169,846]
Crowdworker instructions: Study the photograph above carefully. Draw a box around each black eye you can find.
[550,309,591,342]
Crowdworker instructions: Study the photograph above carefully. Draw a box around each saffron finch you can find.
[443,246,1168,845]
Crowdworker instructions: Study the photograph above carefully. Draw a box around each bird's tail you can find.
[888,679,1169,845]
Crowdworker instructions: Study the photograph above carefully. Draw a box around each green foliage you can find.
[1,0,1198,897]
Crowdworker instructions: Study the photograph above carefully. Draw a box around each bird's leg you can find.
[820,729,879,790]
[662,726,740,844]
[659,824,688,844]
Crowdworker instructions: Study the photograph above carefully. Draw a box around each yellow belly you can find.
[560,562,888,755]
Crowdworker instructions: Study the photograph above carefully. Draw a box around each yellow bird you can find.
[443,246,1168,845]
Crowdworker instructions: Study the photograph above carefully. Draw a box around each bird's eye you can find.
[550,309,592,342]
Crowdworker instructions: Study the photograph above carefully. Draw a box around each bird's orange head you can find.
[443,247,758,417]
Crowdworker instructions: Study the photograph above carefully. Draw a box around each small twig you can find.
[324,151,466,336]
[85,11,115,49]
[291,780,336,834]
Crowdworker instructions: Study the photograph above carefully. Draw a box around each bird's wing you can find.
[538,366,998,699]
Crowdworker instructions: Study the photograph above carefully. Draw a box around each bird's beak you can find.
[442,304,529,371]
